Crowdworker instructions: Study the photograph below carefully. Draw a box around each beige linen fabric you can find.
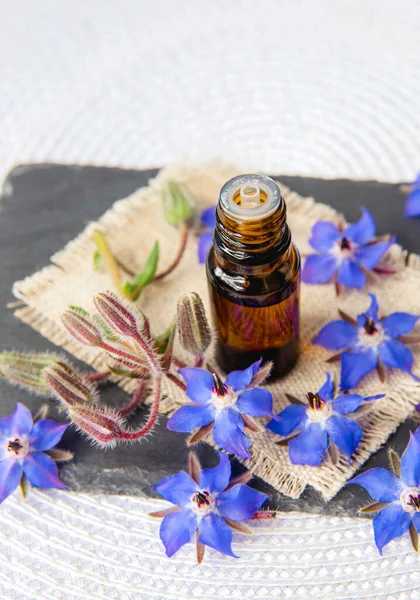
[12,161,420,500]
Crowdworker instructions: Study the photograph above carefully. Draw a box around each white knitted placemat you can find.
[1,1,420,598]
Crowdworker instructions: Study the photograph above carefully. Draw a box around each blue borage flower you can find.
[313,293,420,390]
[404,174,420,218]
[266,373,383,467]
[0,403,68,504]
[349,432,420,554]
[302,208,395,291]
[197,205,216,264]
[167,359,273,459]
[150,452,268,563]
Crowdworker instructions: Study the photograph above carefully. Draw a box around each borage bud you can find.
[62,309,102,347]
[177,292,211,357]
[44,362,98,408]
[162,181,196,228]
[69,404,124,447]
[93,291,145,338]
[0,351,63,396]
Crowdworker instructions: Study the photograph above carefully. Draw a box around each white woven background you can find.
[1,1,420,598]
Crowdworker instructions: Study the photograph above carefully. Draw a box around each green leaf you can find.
[163,181,196,227]
[69,305,91,318]
[130,241,160,300]
[108,365,141,379]
[154,322,175,354]
[93,250,101,271]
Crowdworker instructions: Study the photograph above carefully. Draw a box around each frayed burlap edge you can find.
[11,160,420,501]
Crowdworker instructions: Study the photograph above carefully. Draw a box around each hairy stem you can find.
[85,371,110,383]
[118,380,146,416]
[166,372,187,392]
[154,224,189,281]
[118,376,161,440]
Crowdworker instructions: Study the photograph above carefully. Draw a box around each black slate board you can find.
[0,164,418,517]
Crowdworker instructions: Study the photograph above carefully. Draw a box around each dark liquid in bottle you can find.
[207,240,300,378]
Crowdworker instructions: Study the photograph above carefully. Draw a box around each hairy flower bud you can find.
[177,292,211,357]
[62,309,102,347]
[68,404,124,446]
[93,291,147,338]
[44,362,98,408]
[162,181,196,228]
[0,351,62,396]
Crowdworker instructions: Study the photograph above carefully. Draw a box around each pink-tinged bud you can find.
[100,340,149,372]
[44,362,98,407]
[68,404,124,446]
[93,291,140,337]
[177,292,211,357]
[62,309,102,347]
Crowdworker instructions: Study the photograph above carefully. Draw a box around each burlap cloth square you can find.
[12,161,420,501]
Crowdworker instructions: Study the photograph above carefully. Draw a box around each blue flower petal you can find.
[405,188,420,219]
[22,452,67,489]
[28,420,68,452]
[313,320,358,351]
[340,349,377,390]
[288,423,328,466]
[213,409,250,459]
[400,432,420,487]
[0,440,9,461]
[178,368,214,403]
[344,207,376,245]
[381,313,419,339]
[317,372,334,401]
[0,403,33,438]
[197,231,213,264]
[160,507,198,557]
[355,239,394,270]
[225,358,262,392]
[348,468,402,501]
[236,388,273,417]
[325,414,362,459]
[198,513,238,558]
[365,293,379,321]
[199,452,231,495]
[378,339,417,376]
[308,221,341,252]
[301,254,338,285]
[0,459,22,504]
[201,205,217,229]
[167,404,216,433]
[373,502,411,554]
[266,405,308,436]
[332,394,365,414]
[154,471,197,507]
[218,484,267,521]
[337,260,366,289]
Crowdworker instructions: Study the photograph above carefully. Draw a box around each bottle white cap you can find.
[219,174,281,222]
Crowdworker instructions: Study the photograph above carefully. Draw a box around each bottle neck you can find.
[213,199,291,275]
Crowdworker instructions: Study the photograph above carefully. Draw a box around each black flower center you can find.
[340,237,351,250]
[307,392,326,410]
[363,316,378,335]
[408,494,420,511]
[8,438,23,454]
[192,490,210,508]
[212,373,228,397]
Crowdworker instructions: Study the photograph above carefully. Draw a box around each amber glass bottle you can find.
[206,174,300,378]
